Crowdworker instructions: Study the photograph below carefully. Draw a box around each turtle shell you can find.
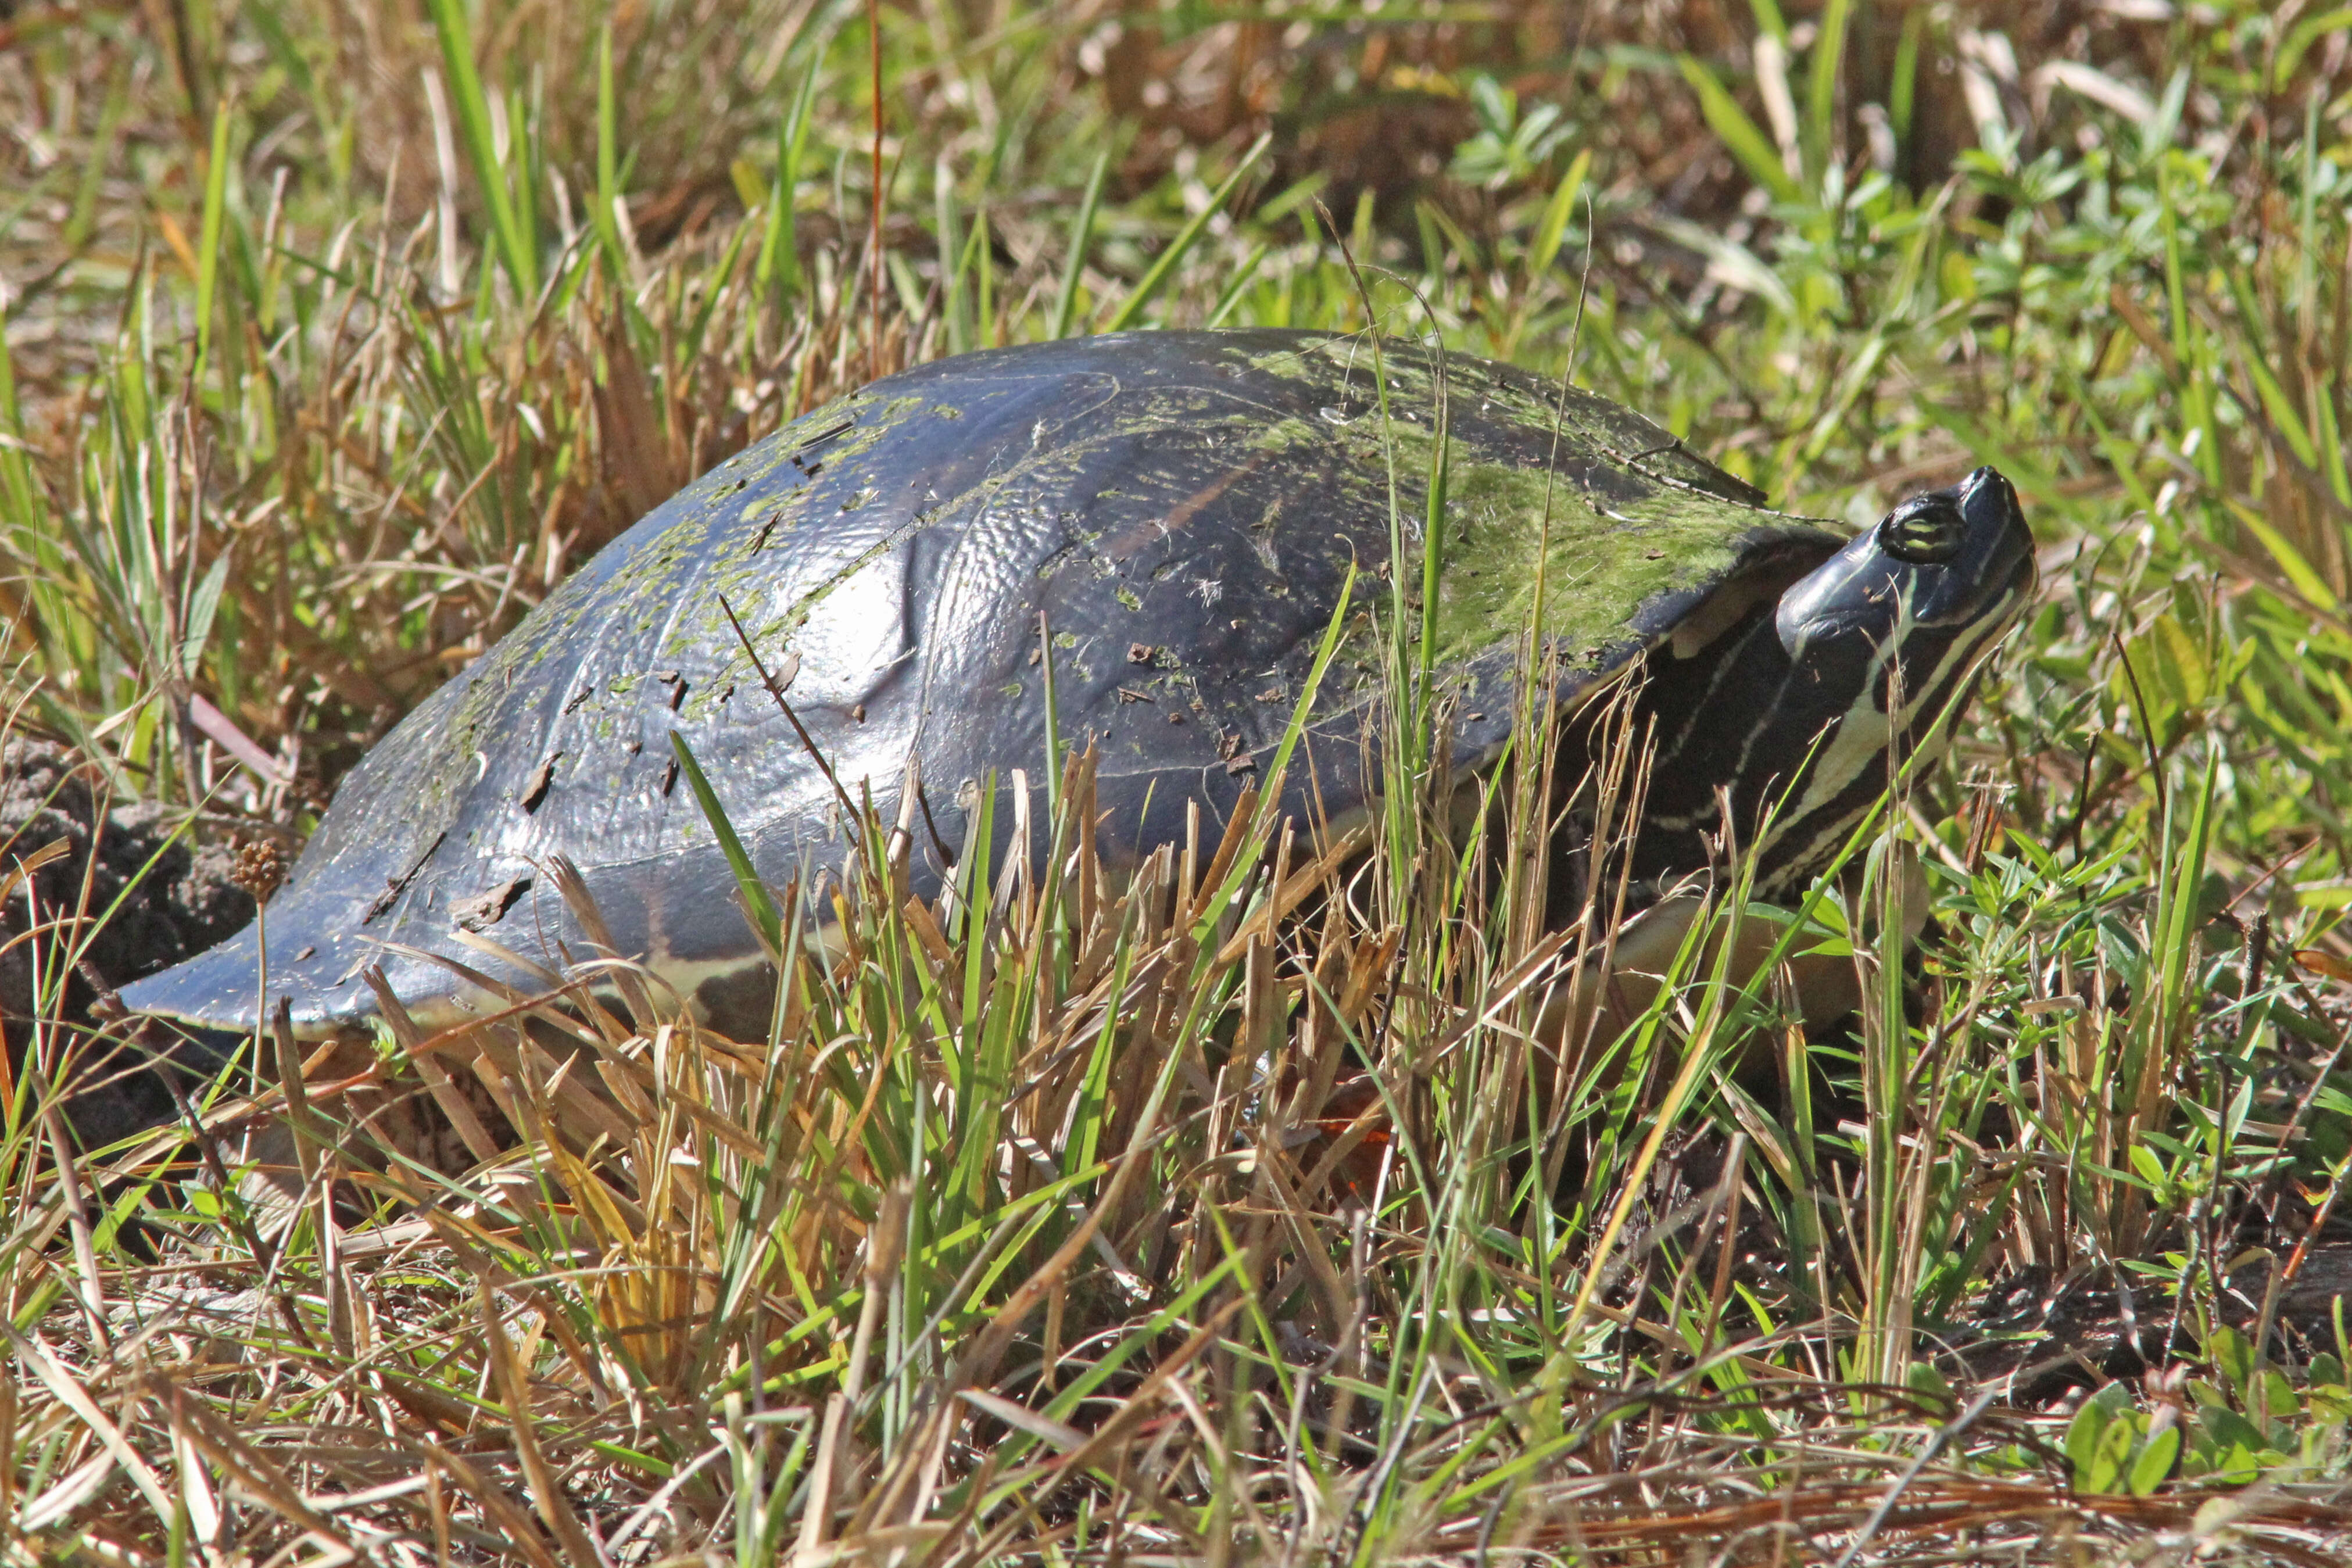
[123,330,1843,1038]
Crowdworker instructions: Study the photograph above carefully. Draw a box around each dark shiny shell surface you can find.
[123,330,1840,1034]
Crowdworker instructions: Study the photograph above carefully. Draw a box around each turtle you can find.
[121,329,2035,1045]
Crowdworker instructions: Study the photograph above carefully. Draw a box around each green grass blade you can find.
[2316,388,2352,509]
[1678,56,1802,205]
[194,99,231,385]
[670,731,785,958]
[509,83,539,279]
[757,54,822,301]
[683,217,755,363]
[178,553,229,679]
[1254,170,1328,228]
[1103,134,1268,333]
[974,206,994,348]
[1196,561,1356,921]
[1051,149,1109,339]
[2276,6,2352,91]
[2152,744,2219,1054]
[426,0,537,298]
[0,304,37,530]
[1037,611,1061,829]
[1890,6,1925,144]
[1526,148,1590,283]
[936,156,968,356]
[594,23,623,274]
[67,61,133,253]
[1203,241,1269,328]
[1415,352,1449,705]
[1803,0,1853,182]
[2238,343,2320,469]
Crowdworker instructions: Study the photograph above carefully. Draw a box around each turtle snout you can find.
[1959,466,2036,597]
[1960,465,2017,520]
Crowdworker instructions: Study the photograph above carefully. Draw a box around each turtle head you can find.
[1774,467,2036,661]
[1727,466,2035,883]
[1614,467,2035,902]
[1576,470,2036,1022]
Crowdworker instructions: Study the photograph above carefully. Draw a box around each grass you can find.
[3,0,2352,1561]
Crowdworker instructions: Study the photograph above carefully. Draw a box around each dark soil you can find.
[0,741,255,1143]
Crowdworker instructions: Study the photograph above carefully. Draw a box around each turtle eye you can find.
[1880,496,1965,564]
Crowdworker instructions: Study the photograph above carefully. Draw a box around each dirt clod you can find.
[0,742,257,1142]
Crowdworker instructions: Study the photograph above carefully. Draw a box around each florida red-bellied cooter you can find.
[121,330,2035,1044]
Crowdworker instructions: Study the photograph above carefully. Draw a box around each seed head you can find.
[230,839,286,905]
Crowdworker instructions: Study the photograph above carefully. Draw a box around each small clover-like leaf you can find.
[2082,1413,2137,1495]
[2128,1426,2182,1496]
